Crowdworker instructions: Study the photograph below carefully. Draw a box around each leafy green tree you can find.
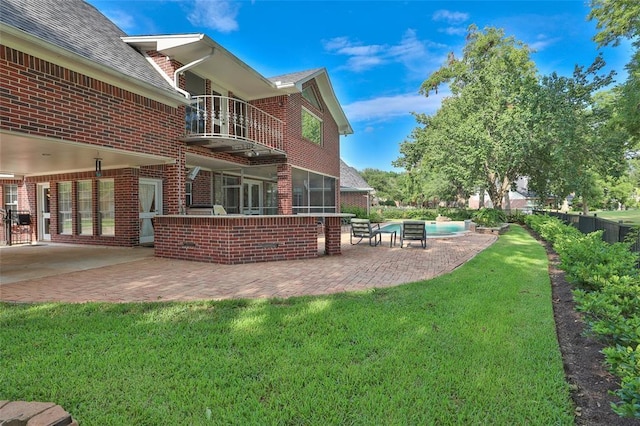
[359,168,404,204]
[524,62,622,214]
[589,0,640,143]
[396,26,539,210]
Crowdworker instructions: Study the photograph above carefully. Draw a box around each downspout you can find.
[173,48,215,98]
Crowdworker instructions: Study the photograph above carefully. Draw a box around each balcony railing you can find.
[184,95,284,152]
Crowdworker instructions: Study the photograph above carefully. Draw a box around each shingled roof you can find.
[340,160,373,191]
[0,0,176,94]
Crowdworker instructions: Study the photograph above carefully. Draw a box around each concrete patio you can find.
[0,232,497,303]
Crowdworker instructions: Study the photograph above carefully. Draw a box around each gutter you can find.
[173,48,215,99]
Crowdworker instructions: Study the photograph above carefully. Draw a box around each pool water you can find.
[380,221,468,237]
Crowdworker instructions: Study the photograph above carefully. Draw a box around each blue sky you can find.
[88,0,634,172]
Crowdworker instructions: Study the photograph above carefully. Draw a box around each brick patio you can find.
[0,232,497,303]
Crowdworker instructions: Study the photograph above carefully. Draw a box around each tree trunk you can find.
[582,201,589,215]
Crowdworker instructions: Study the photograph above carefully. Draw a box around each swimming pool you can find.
[380,221,469,237]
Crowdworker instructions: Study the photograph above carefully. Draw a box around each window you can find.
[185,181,192,207]
[302,108,322,145]
[292,168,336,214]
[58,182,72,234]
[77,180,93,235]
[98,180,115,236]
[3,184,18,212]
[302,86,321,110]
[222,175,241,214]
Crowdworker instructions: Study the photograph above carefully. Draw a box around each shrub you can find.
[556,231,639,291]
[602,345,640,418]
[507,210,528,225]
[341,205,368,219]
[528,213,640,418]
[368,211,384,223]
[473,208,506,227]
[437,208,474,221]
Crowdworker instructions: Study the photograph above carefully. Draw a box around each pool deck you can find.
[0,231,497,303]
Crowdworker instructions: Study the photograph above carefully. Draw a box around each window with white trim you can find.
[3,184,18,212]
[77,180,93,235]
[302,108,322,145]
[58,182,72,234]
[98,179,115,236]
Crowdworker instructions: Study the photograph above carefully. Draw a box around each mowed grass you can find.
[593,209,640,225]
[0,226,574,425]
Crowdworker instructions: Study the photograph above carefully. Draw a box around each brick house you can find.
[340,160,375,215]
[0,0,352,261]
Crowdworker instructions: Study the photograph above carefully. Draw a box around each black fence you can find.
[2,209,32,246]
[534,210,640,252]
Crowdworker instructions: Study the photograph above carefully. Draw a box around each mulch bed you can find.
[539,232,639,425]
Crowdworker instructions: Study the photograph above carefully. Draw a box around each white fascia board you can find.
[1,24,188,107]
[124,34,278,98]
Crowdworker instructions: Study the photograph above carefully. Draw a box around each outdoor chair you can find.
[350,218,382,246]
[401,220,427,249]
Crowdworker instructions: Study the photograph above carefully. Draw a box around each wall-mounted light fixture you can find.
[95,158,102,177]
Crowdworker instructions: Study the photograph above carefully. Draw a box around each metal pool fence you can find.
[534,210,640,253]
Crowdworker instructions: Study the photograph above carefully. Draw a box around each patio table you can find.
[377,224,398,247]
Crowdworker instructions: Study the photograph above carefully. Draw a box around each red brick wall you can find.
[154,215,319,264]
[0,46,189,244]
[284,81,340,178]
[341,191,369,210]
[0,46,182,160]
[191,171,212,206]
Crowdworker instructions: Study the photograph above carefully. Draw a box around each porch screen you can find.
[292,168,336,214]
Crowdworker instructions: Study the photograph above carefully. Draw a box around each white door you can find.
[242,179,263,215]
[139,179,162,244]
[37,183,51,241]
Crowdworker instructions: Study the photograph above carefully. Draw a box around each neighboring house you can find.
[0,0,352,249]
[339,160,374,215]
[468,177,540,211]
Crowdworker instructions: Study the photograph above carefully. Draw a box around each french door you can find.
[139,178,162,244]
[243,179,263,215]
[37,183,51,241]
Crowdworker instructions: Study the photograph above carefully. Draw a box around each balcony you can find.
[182,95,285,158]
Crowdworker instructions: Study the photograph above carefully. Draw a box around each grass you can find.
[0,226,574,425]
[592,209,640,225]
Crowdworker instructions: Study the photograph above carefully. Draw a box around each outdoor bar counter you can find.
[154,213,352,264]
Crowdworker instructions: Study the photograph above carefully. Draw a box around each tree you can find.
[396,26,539,210]
[589,0,640,143]
[359,168,404,204]
[524,60,623,214]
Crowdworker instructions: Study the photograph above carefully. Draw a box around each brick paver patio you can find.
[0,232,497,303]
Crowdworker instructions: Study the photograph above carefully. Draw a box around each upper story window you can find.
[302,86,321,110]
[302,108,322,145]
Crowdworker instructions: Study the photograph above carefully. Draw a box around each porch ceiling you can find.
[0,131,174,177]
[185,152,278,181]
[183,136,286,159]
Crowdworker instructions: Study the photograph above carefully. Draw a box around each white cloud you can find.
[432,10,469,25]
[439,26,467,36]
[527,34,561,52]
[343,91,449,123]
[323,29,443,73]
[187,0,239,33]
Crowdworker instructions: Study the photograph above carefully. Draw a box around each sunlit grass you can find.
[0,226,574,424]
[593,209,640,225]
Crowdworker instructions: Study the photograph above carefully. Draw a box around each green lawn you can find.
[0,226,574,425]
[593,209,640,225]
